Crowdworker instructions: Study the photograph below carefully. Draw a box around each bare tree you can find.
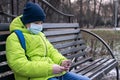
[86,0,90,28]
[93,0,97,26]
[79,0,83,27]
[93,0,103,28]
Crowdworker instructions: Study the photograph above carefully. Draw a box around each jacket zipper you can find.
[39,35,47,57]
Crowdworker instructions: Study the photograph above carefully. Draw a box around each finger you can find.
[60,66,65,69]
[67,60,72,64]
[60,66,67,71]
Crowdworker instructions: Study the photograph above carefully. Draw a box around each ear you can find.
[25,23,31,28]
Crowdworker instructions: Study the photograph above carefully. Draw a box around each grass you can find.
[91,29,120,41]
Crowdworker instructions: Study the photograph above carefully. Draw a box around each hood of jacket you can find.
[10,16,29,33]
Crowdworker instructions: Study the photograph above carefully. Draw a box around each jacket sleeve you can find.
[48,43,67,65]
[44,36,67,65]
[6,33,53,78]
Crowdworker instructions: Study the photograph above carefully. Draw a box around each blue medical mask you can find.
[27,23,43,34]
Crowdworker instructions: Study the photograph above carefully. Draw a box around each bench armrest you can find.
[80,29,115,59]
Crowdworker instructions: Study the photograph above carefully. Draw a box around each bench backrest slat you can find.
[67,51,87,59]
[0,44,5,52]
[60,45,86,55]
[54,40,85,49]
[43,23,79,29]
[0,72,14,80]
[48,34,82,43]
[0,34,9,42]
[0,23,9,31]
[0,53,6,62]
[0,63,11,73]
[44,29,80,36]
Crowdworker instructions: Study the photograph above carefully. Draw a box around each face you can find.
[25,21,43,28]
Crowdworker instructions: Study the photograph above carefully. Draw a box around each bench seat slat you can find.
[0,62,11,73]
[0,71,14,80]
[77,59,116,79]
[74,58,104,73]
[78,59,109,75]
[86,59,116,77]
[90,61,118,80]
[70,57,92,69]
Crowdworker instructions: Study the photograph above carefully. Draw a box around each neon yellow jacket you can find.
[6,16,67,80]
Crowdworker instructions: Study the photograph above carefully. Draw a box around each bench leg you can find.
[116,66,119,80]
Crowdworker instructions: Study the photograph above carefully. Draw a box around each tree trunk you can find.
[87,0,90,28]
[93,0,96,26]
[93,0,102,28]
[79,0,83,27]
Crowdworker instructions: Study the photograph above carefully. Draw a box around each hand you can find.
[52,64,65,74]
[61,60,72,71]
